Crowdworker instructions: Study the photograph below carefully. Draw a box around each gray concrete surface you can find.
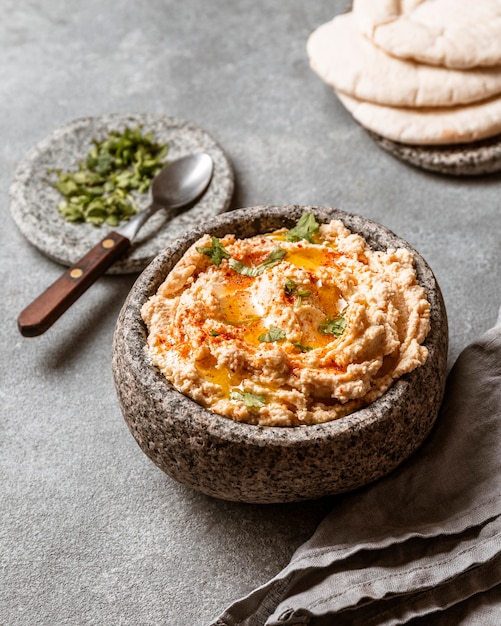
[1,1,500,624]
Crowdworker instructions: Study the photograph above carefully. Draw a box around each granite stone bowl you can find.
[112,205,448,503]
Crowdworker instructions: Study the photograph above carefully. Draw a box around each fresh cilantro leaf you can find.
[318,311,347,337]
[296,288,312,298]
[258,326,286,343]
[196,236,230,266]
[292,342,313,352]
[230,390,266,410]
[209,330,220,336]
[284,277,311,306]
[229,247,287,276]
[284,277,297,296]
[285,212,320,243]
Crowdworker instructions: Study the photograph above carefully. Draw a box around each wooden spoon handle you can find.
[18,231,131,337]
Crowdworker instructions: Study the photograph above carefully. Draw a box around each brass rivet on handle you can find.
[102,238,115,249]
[70,268,83,279]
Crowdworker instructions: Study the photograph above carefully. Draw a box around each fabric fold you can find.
[267,517,501,624]
[210,322,501,626]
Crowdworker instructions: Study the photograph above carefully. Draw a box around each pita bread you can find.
[336,90,501,145]
[353,0,501,69]
[307,12,501,108]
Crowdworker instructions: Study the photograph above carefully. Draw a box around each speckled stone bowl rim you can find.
[114,204,447,447]
[368,130,501,177]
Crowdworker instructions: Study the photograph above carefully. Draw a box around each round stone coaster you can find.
[369,130,501,176]
[9,113,234,274]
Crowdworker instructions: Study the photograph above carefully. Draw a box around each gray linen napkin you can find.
[210,319,501,625]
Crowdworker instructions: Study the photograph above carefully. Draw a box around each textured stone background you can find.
[1,1,501,624]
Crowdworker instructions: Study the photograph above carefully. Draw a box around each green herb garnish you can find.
[285,212,320,243]
[284,277,297,296]
[292,342,313,352]
[258,326,286,343]
[50,125,169,227]
[196,236,231,266]
[230,391,267,410]
[318,310,347,337]
[284,277,312,306]
[209,330,220,337]
[229,247,287,277]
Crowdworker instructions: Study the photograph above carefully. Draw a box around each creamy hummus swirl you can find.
[141,217,430,426]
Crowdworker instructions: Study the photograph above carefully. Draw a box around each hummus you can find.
[141,214,430,426]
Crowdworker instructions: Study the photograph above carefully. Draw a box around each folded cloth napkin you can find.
[210,318,501,625]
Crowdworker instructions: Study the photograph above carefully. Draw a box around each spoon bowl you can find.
[118,153,213,241]
[153,152,213,209]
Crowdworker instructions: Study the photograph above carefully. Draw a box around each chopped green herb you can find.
[319,310,347,337]
[284,277,297,296]
[284,277,311,306]
[230,390,266,410]
[258,326,286,343]
[196,236,231,266]
[285,212,320,243]
[209,330,220,337]
[229,247,287,277]
[49,125,169,227]
[292,342,313,352]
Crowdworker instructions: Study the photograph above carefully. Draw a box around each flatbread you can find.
[336,90,501,145]
[353,0,501,69]
[307,12,501,108]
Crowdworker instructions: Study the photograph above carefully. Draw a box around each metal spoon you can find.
[18,152,213,337]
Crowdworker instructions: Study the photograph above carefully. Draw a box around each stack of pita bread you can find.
[307,0,501,171]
